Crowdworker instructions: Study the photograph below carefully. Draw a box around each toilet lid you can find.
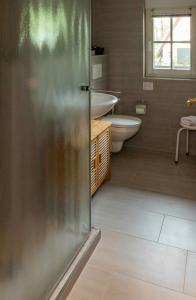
[100,115,142,128]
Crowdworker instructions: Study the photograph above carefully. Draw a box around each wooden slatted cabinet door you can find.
[98,129,111,186]
[91,139,98,195]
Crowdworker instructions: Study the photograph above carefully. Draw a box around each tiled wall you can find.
[92,0,196,155]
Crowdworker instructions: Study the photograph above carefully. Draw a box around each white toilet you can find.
[100,114,142,153]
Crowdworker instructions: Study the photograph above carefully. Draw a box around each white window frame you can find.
[145,7,196,78]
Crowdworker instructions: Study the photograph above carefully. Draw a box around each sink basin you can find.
[91,92,119,119]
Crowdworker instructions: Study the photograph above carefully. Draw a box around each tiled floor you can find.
[68,148,196,299]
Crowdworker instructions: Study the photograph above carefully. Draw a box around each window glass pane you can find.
[153,17,171,41]
[173,17,191,41]
[153,43,171,68]
[173,43,191,69]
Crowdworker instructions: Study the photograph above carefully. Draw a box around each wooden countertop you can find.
[91,120,112,141]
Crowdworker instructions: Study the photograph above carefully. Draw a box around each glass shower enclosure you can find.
[0,0,91,299]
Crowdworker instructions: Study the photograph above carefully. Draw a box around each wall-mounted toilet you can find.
[100,114,142,153]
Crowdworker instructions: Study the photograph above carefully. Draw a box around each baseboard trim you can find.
[48,228,101,300]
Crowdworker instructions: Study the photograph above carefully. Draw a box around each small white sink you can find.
[91,92,119,119]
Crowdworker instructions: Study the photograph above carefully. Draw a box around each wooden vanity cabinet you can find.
[91,120,112,196]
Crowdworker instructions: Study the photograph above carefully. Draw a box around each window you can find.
[145,8,196,78]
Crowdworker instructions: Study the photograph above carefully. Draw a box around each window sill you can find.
[144,75,196,81]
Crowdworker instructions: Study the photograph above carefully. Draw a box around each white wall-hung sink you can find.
[91,92,119,119]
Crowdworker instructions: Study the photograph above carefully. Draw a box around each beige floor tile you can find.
[93,183,196,222]
[69,149,196,300]
[184,252,196,297]
[104,272,196,300]
[92,203,164,241]
[67,266,111,300]
[68,266,196,300]
[88,230,187,292]
[131,171,196,202]
[159,217,196,251]
[92,184,142,212]
[110,148,196,200]
[139,194,196,223]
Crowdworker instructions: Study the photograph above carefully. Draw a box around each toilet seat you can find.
[100,114,142,128]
